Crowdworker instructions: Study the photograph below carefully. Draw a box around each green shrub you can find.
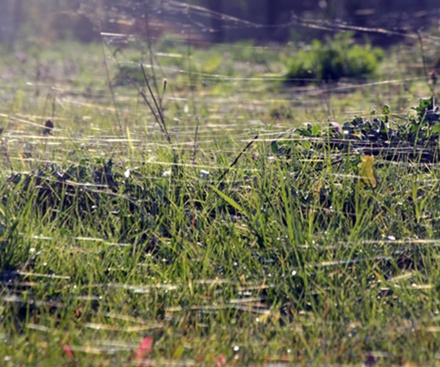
[285,32,383,84]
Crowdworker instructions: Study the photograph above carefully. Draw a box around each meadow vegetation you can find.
[0,32,440,366]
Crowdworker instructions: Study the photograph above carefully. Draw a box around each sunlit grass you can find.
[0,37,439,366]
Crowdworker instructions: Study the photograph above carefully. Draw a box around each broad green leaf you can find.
[311,124,321,136]
[431,124,440,134]
[302,140,311,149]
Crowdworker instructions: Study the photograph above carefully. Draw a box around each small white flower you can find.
[200,170,210,178]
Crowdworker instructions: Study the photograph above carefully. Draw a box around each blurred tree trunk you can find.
[208,0,223,43]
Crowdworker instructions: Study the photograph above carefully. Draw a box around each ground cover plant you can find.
[2,27,440,367]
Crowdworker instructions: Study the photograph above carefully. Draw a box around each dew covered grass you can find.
[0,37,440,366]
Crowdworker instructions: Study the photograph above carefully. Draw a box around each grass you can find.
[0,34,440,366]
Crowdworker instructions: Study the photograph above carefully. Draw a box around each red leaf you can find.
[215,355,227,367]
[135,335,153,366]
[63,344,75,361]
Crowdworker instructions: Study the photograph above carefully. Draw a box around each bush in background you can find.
[285,32,384,85]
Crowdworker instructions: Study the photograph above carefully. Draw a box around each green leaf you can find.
[431,124,440,134]
[382,105,390,115]
[211,186,248,217]
[297,128,312,137]
[271,141,279,155]
[302,140,311,149]
[311,124,321,136]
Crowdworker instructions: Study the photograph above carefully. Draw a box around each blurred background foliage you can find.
[1,0,440,49]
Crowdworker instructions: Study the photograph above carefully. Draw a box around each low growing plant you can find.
[285,32,384,84]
